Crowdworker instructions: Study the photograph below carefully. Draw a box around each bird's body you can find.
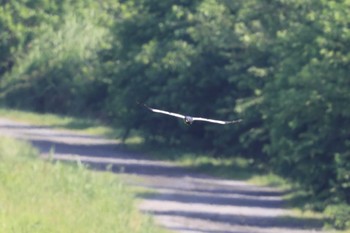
[140,103,242,125]
[184,116,194,125]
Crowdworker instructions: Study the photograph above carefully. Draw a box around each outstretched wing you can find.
[192,117,242,125]
[141,103,185,119]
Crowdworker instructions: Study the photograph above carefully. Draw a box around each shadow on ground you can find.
[0,118,326,233]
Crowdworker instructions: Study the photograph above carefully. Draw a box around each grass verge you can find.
[0,107,117,136]
[128,145,350,232]
[1,107,349,232]
[127,143,290,188]
[0,136,168,233]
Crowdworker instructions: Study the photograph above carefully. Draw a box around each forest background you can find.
[1,0,349,229]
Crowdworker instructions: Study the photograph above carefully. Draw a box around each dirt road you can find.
[0,118,326,233]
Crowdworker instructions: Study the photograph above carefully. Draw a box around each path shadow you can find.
[137,191,284,209]
[139,184,289,197]
[29,139,198,178]
[145,209,323,230]
[0,119,326,233]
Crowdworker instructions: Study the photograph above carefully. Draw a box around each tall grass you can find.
[0,137,168,233]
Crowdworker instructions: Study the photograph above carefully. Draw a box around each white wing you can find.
[143,104,185,119]
[192,117,242,125]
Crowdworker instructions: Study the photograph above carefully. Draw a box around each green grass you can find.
[0,108,147,144]
[0,107,291,187]
[128,145,349,231]
[1,107,348,232]
[130,143,290,188]
[0,137,168,233]
[0,108,117,137]
[180,154,289,187]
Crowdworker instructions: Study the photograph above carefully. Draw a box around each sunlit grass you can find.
[0,137,168,233]
[178,154,254,179]
[1,108,347,231]
[0,108,117,137]
[134,145,290,187]
[177,155,290,187]
[0,108,325,189]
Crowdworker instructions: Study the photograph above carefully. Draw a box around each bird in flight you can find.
[140,103,242,125]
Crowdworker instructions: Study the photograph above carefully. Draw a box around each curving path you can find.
[0,118,326,233]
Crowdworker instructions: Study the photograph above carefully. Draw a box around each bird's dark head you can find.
[184,116,193,125]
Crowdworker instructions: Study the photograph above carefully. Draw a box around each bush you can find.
[2,10,110,115]
[0,0,118,116]
[102,0,246,149]
[325,205,350,230]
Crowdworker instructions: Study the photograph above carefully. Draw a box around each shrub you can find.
[325,205,350,230]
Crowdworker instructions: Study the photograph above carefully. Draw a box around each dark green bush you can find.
[263,0,350,206]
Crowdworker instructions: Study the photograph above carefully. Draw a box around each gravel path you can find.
[0,118,326,233]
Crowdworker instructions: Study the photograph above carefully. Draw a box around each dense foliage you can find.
[0,0,118,114]
[1,0,349,228]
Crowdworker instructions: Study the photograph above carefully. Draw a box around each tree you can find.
[1,0,118,115]
[103,0,244,147]
[263,0,350,205]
